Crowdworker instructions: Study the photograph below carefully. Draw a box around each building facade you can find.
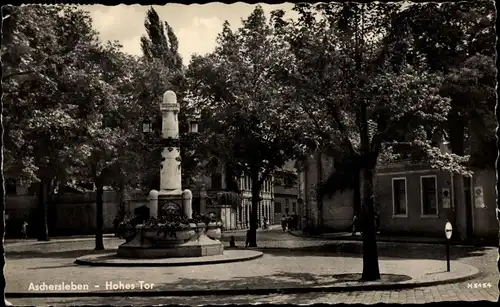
[191,170,274,230]
[298,152,355,231]
[273,161,299,224]
[299,151,498,239]
[375,163,497,238]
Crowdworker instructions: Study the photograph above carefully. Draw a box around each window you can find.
[284,174,297,188]
[211,173,222,190]
[275,202,282,213]
[292,202,296,213]
[421,175,438,216]
[392,178,407,216]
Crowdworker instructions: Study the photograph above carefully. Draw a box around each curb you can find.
[288,232,498,247]
[5,269,480,298]
[74,251,264,267]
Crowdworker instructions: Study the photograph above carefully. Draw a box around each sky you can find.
[83,3,296,66]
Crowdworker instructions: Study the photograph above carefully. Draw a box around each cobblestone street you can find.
[9,283,499,306]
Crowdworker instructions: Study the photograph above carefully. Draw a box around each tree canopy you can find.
[186,6,311,246]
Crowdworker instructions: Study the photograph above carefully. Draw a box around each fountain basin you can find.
[117,223,224,259]
[206,223,222,240]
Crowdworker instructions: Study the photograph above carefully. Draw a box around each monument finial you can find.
[163,90,177,104]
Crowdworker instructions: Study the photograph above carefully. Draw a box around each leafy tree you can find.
[72,42,149,250]
[440,54,496,169]
[2,6,149,249]
[141,7,183,71]
[395,1,496,163]
[271,2,470,280]
[2,5,107,241]
[186,7,309,247]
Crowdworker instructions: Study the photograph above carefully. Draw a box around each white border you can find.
[420,175,439,218]
[392,177,408,218]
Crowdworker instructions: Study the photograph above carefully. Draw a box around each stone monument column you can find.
[160,90,182,191]
[182,189,193,219]
[147,190,159,218]
[156,90,184,215]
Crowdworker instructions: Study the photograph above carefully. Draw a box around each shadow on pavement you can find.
[6,249,115,260]
[252,242,490,261]
[330,273,412,283]
[152,270,410,291]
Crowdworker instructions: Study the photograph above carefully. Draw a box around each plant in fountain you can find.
[117,220,136,242]
[143,215,195,239]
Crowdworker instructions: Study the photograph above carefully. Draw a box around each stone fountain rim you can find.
[134,223,222,230]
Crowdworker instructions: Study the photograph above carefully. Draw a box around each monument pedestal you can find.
[157,189,184,217]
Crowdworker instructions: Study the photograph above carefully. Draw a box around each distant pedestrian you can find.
[281,215,287,232]
[245,230,251,247]
[229,236,236,247]
[352,213,359,236]
[262,216,268,230]
[113,216,121,237]
[21,220,28,239]
[301,215,307,233]
[289,215,296,231]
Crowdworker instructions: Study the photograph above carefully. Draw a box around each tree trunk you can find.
[37,178,50,241]
[248,170,260,247]
[47,179,58,237]
[360,100,380,281]
[95,176,105,250]
[353,170,361,214]
[117,178,126,220]
[360,167,380,281]
[448,111,467,240]
[316,151,323,230]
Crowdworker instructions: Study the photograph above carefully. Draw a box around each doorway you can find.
[464,176,473,238]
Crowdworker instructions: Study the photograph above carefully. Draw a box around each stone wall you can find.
[322,190,355,231]
[5,191,148,236]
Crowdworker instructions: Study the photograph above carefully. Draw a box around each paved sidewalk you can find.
[5,233,116,245]
[6,251,479,296]
[289,231,498,247]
